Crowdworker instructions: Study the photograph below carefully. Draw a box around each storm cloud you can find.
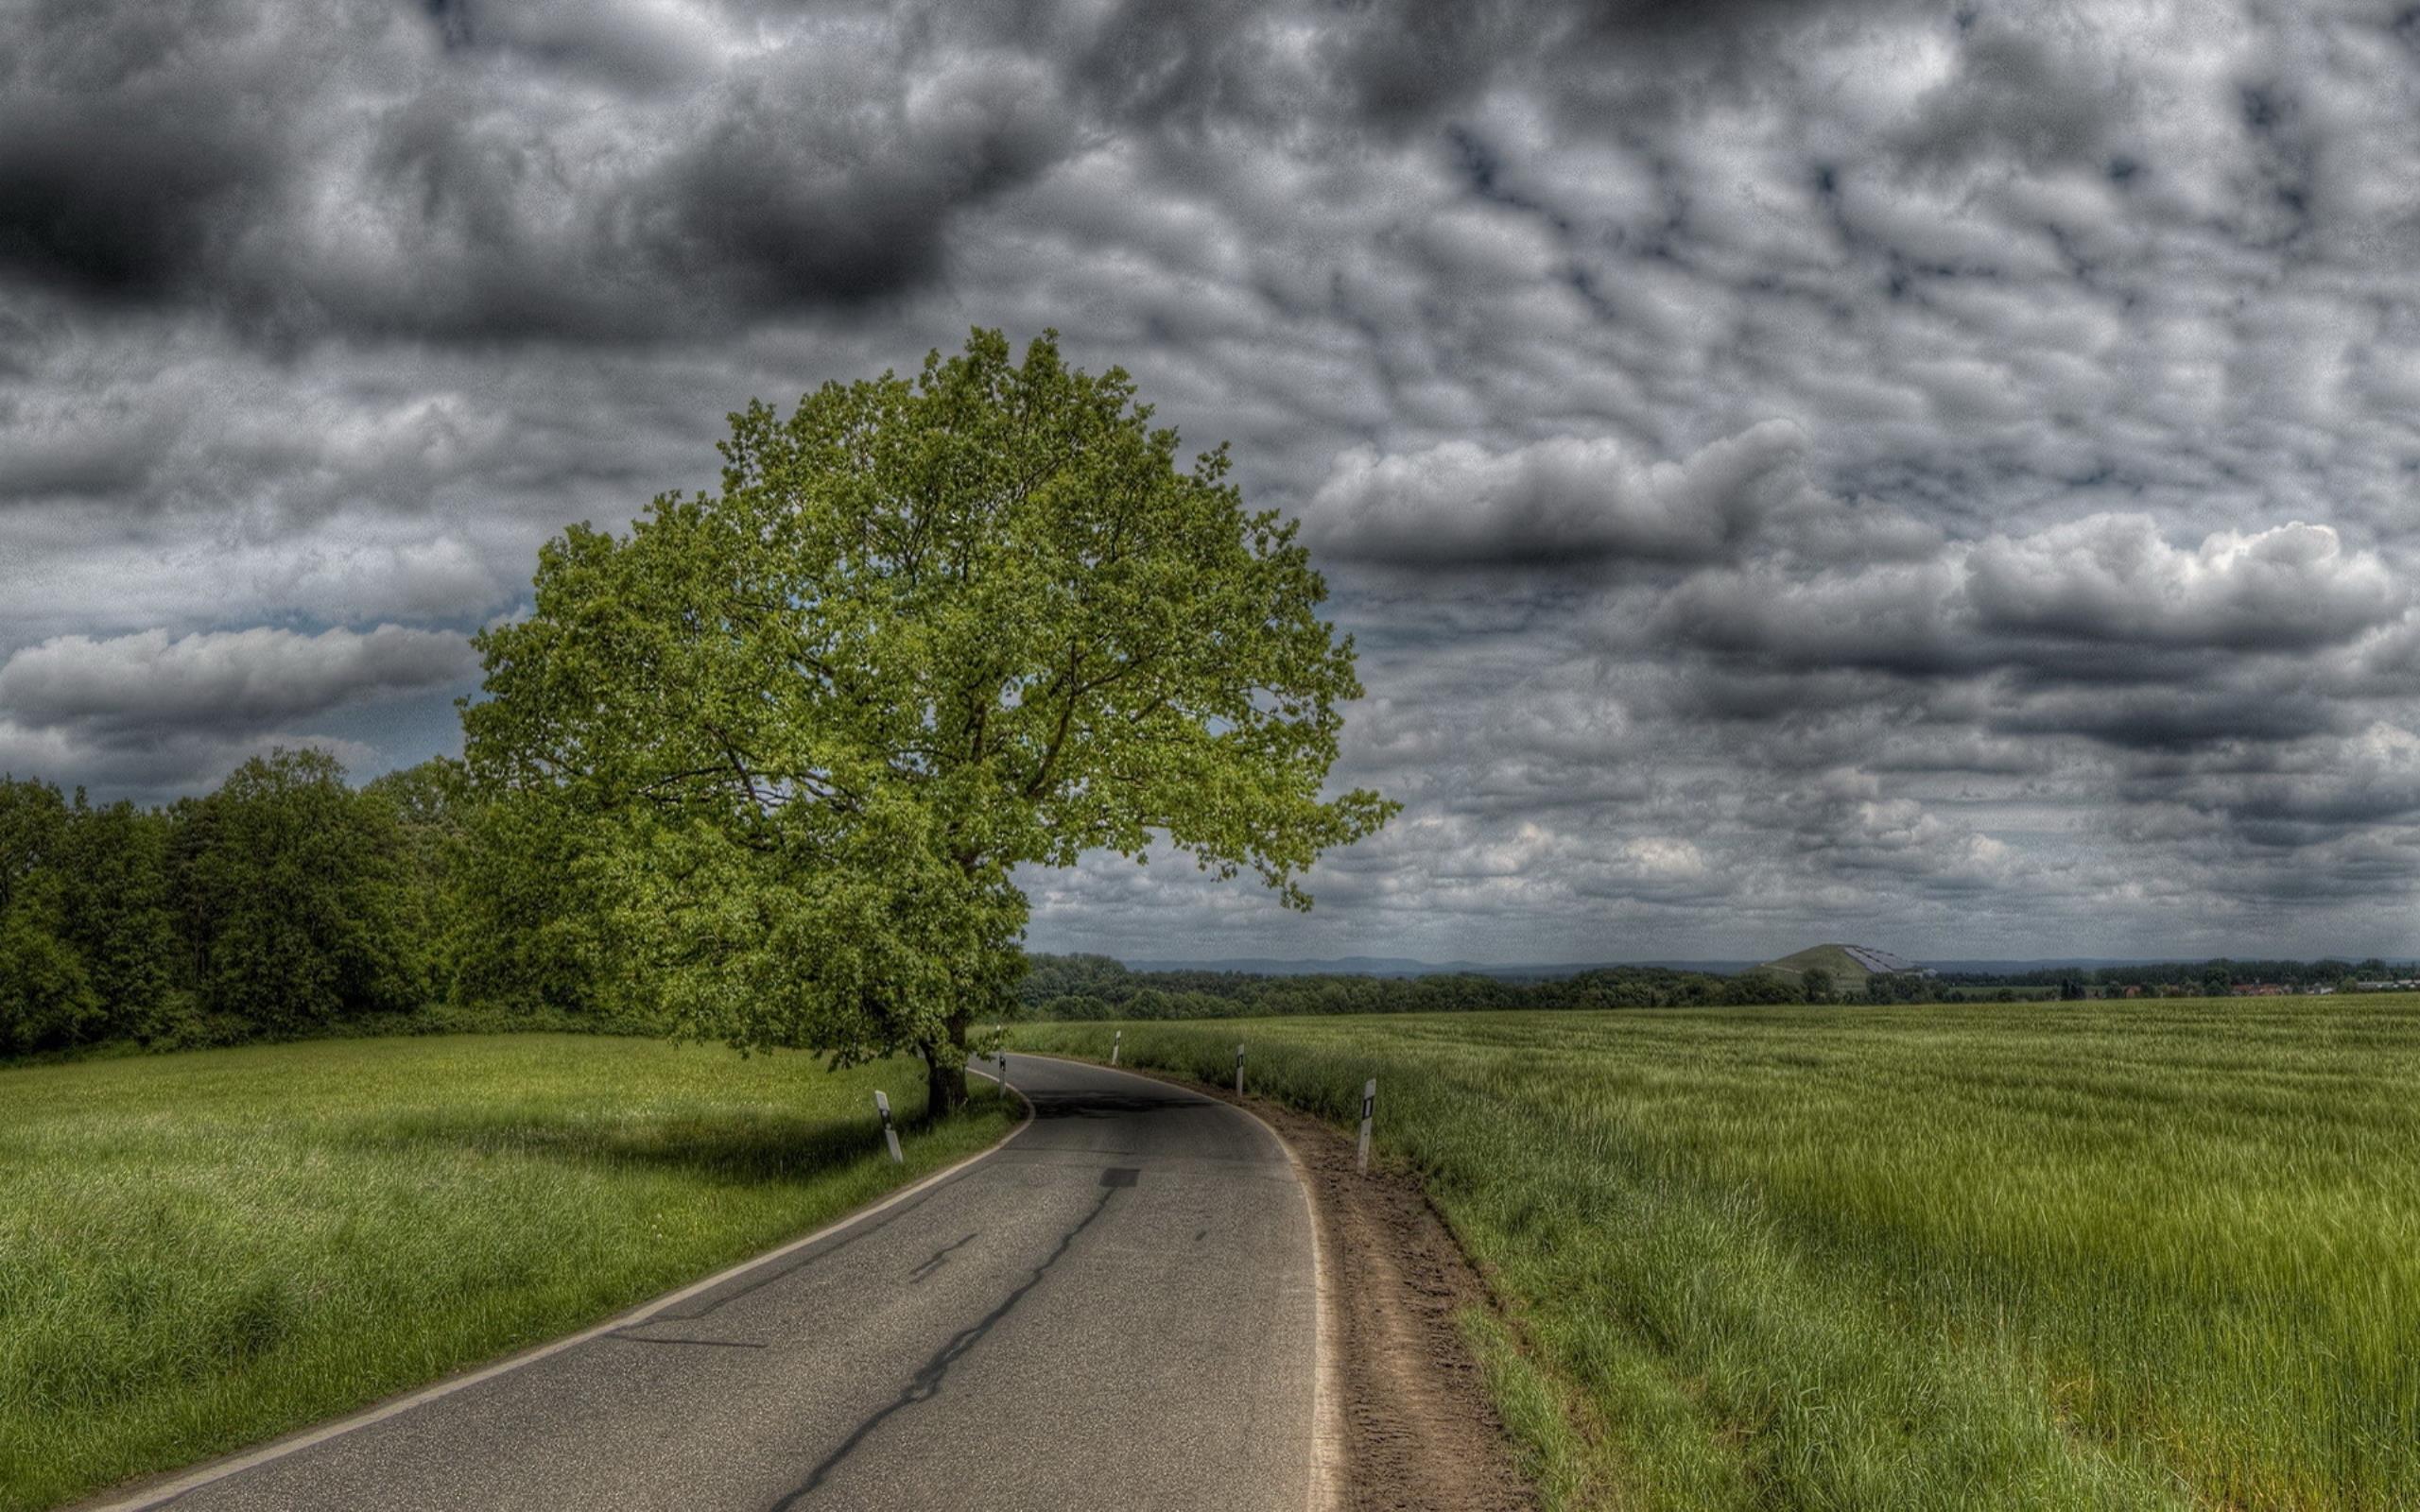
[9,0,2420,962]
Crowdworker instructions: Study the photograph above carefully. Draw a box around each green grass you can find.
[0,1034,1016,1512]
[1017,1000,2420,1510]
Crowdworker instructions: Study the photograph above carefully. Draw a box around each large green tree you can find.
[466,330,1394,1108]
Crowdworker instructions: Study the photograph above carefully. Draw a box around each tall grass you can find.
[0,1034,1014,1512]
[1019,1000,2420,1510]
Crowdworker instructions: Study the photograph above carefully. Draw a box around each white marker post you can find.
[1111,1029,1122,1067]
[997,1051,1011,1092]
[1357,1078,1375,1175]
[874,1091,903,1164]
[1235,1042,1246,1096]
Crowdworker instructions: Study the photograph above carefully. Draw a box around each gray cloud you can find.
[1304,420,1806,566]
[0,0,1079,343]
[0,622,468,799]
[12,0,2420,959]
[0,625,474,742]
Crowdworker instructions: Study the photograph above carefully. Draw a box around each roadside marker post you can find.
[1235,1042,1246,1096]
[997,1051,1011,1092]
[1357,1078,1375,1175]
[1111,1029,1121,1067]
[874,1091,903,1164]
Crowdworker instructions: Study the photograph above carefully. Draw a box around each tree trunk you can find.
[924,1012,970,1116]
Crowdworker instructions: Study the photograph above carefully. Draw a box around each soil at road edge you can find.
[1120,1066,1540,1512]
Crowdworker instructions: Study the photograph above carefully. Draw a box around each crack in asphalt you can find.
[769,1186,1120,1508]
[908,1232,978,1284]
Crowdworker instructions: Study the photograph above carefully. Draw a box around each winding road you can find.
[96,1056,1324,1512]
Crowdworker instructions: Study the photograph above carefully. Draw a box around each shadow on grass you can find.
[336,1110,917,1187]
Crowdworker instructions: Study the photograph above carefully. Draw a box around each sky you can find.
[7,0,2420,965]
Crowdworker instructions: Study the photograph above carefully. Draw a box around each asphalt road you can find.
[109,1055,1321,1512]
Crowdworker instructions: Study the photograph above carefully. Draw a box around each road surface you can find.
[103,1056,1322,1512]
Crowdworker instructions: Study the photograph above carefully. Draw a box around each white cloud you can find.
[1965,516,2402,650]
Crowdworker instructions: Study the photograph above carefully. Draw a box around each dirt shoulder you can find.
[1115,1063,1539,1512]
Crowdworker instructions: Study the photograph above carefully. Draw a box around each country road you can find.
[91,1056,1323,1512]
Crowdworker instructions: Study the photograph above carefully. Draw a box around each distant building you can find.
[2230,982,2289,996]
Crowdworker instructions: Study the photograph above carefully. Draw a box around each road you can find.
[104,1056,1322,1512]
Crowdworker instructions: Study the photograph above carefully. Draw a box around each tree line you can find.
[0,750,605,1057]
[1017,952,1818,1020]
[1936,959,2395,994]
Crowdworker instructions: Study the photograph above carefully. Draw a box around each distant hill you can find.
[1758,943,1931,989]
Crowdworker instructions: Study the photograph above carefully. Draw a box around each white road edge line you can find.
[1014,1052,1349,1512]
[79,1075,1039,1512]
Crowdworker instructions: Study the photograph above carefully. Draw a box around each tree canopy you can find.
[463,329,1395,1107]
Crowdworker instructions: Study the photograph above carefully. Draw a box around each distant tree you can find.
[1721,970,1803,1005]
[365,757,531,1011]
[54,795,176,1039]
[183,749,420,1032]
[0,776,69,918]
[1041,992,1115,1021]
[1801,967,1835,1004]
[1018,953,1140,1009]
[465,330,1395,1110]
[0,893,101,1054]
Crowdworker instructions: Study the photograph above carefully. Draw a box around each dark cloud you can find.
[0,0,1080,343]
[0,0,286,305]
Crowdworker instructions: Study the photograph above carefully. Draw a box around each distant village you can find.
[2223,977,2420,996]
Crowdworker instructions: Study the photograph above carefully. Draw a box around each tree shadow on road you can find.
[1022,1089,1203,1120]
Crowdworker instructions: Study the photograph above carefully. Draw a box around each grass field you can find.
[1018,1000,2420,1511]
[0,1035,1016,1512]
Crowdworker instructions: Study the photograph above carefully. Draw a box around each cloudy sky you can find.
[9,0,2420,964]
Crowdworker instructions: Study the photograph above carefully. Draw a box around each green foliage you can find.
[0,777,157,1052]
[464,329,1393,1094]
[180,750,422,1031]
[53,794,177,1037]
[0,748,646,1062]
[0,775,70,916]
[1025,1001,2420,1510]
[442,782,610,1019]
[0,896,103,1054]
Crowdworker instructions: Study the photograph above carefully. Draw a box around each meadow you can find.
[1018,1000,2420,1511]
[0,1034,1015,1512]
